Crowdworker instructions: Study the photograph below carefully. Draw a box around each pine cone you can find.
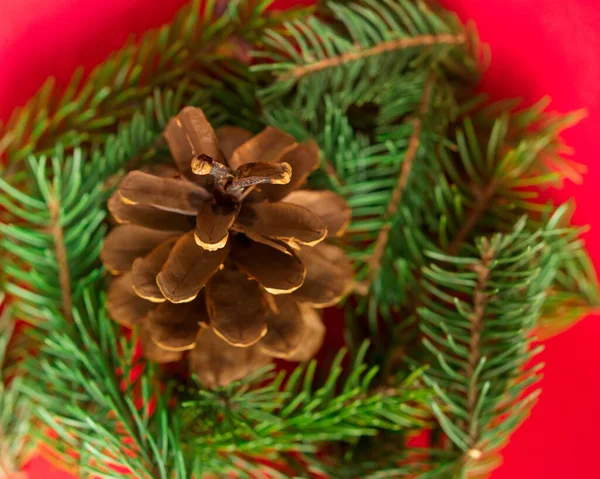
[101,107,353,389]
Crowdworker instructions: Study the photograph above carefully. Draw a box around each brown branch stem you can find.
[464,240,494,457]
[447,178,500,256]
[49,195,73,321]
[365,77,434,284]
[286,34,466,80]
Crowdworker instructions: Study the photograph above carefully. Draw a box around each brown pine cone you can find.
[100,107,353,389]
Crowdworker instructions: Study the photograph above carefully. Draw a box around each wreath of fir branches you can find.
[0,1,597,478]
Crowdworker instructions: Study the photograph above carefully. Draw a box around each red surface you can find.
[1,0,599,478]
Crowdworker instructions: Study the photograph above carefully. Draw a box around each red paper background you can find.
[2,1,599,478]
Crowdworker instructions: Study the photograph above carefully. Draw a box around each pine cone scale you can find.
[259,295,307,358]
[147,297,208,352]
[118,170,209,215]
[259,140,321,202]
[234,202,328,247]
[232,161,293,188]
[156,231,229,304]
[107,273,154,327]
[285,304,326,362]
[291,242,355,308]
[140,324,184,364]
[282,189,351,238]
[206,268,270,347]
[215,126,253,161]
[131,237,177,302]
[165,107,225,171]
[230,236,306,295]
[228,125,297,171]
[190,329,271,390]
[108,192,191,232]
[101,225,178,275]
[194,198,239,251]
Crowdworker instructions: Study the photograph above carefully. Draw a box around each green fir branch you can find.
[255,1,484,324]
[266,89,598,474]
[177,344,429,476]
[23,288,189,479]
[0,88,223,474]
[253,0,480,111]
[439,100,586,252]
[264,75,462,353]
[432,103,599,332]
[23,289,429,478]
[412,215,574,476]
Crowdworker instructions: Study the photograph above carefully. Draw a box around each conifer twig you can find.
[366,77,434,284]
[448,179,500,255]
[285,34,466,80]
[48,194,72,321]
[463,239,494,460]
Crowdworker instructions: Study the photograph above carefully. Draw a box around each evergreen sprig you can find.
[413,216,566,475]
[0,88,218,474]
[430,103,599,332]
[22,289,184,479]
[22,282,428,478]
[253,0,481,110]
[178,344,429,477]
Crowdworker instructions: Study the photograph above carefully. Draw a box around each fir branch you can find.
[0,93,196,472]
[179,345,430,476]
[25,288,429,478]
[255,0,476,111]
[258,1,479,318]
[434,104,599,329]
[440,102,587,248]
[23,289,183,479]
[447,178,500,255]
[48,194,72,321]
[266,73,461,320]
[463,239,493,456]
[414,217,565,475]
[1,84,262,477]
[285,33,466,80]
[367,76,434,283]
